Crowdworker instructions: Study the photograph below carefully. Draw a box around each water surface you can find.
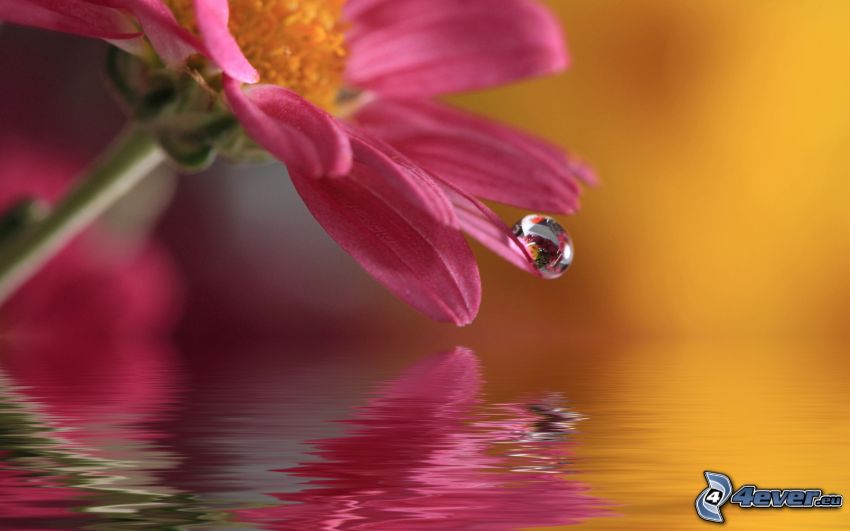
[0,344,611,530]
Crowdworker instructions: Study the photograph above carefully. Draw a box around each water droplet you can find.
[511,215,573,279]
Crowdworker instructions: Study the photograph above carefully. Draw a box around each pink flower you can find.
[1,0,594,325]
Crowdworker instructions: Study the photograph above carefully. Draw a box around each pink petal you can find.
[345,0,568,96]
[121,0,201,66]
[0,0,139,40]
[289,132,481,325]
[223,76,352,178]
[343,125,456,226]
[192,0,258,83]
[440,183,541,277]
[354,98,593,214]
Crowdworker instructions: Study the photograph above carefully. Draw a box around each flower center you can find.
[165,0,347,111]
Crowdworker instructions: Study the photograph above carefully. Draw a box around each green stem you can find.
[0,126,165,304]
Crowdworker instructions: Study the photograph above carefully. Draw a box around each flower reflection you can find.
[0,358,218,529]
[0,192,192,527]
[0,372,88,529]
[0,169,205,526]
[236,348,608,530]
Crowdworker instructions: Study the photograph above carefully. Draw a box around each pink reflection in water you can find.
[236,348,608,530]
[0,450,88,529]
[0,186,184,527]
[0,335,183,529]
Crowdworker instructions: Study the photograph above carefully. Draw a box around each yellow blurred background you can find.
[432,1,850,529]
[440,0,850,343]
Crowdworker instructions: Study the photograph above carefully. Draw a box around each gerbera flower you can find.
[1,0,594,325]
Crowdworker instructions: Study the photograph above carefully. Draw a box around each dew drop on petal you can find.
[512,214,573,279]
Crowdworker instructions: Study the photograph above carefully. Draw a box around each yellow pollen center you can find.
[165,0,347,111]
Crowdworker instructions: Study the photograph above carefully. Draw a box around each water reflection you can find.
[0,347,607,530]
[0,351,222,529]
[235,348,606,529]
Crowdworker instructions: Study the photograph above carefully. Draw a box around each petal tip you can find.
[453,314,476,327]
[235,68,260,85]
[194,0,259,85]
